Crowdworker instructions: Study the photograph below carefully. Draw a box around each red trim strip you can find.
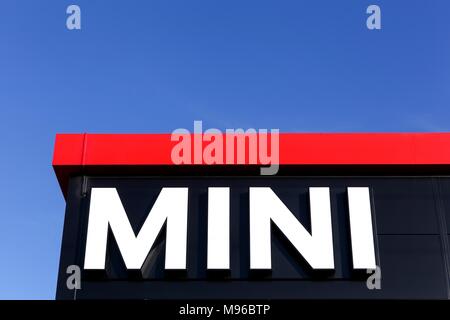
[52,133,450,197]
[53,133,450,166]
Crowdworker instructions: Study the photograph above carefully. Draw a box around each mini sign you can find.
[83,186,376,273]
[54,133,450,299]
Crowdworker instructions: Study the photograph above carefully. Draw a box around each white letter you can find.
[250,187,334,269]
[66,5,81,30]
[194,120,203,164]
[171,128,192,164]
[203,129,224,165]
[366,5,381,30]
[84,188,188,270]
[225,128,258,164]
[347,187,376,269]
[207,187,230,269]
[258,129,279,175]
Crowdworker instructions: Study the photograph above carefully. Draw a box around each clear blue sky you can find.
[0,0,449,299]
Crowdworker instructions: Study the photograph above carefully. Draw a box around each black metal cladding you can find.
[56,175,450,299]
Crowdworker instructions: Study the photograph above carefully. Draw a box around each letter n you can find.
[249,187,334,269]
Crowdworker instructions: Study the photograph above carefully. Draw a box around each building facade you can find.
[53,133,450,299]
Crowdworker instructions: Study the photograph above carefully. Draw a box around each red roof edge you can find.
[53,133,450,197]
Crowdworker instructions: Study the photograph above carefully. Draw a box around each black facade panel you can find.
[377,235,447,298]
[56,176,450,299]
[371,179,439,234]
[438,178,450,234]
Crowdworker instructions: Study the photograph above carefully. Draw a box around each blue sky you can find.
[0,0,449,299]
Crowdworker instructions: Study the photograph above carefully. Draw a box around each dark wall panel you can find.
[438,178,450,234]
[56,176,450,299]
[377,235,447,299]
[371,179,439,234]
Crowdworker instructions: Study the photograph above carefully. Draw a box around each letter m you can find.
[83,188,188,270]
[250,187,334,269]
